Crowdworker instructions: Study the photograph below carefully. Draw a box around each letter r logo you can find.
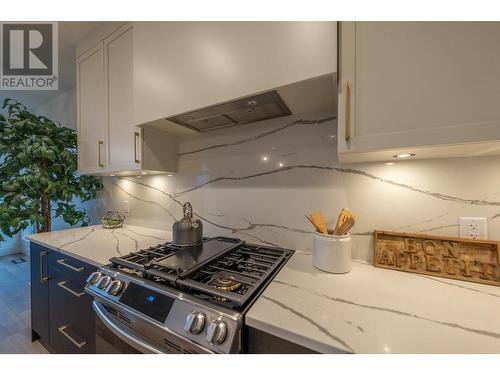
[2,23,54,75]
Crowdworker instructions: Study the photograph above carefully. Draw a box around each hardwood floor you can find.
[0,254,48,353]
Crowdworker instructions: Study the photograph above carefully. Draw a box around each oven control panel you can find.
[166,299,241,353]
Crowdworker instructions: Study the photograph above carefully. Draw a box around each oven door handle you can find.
[93,301,164,354]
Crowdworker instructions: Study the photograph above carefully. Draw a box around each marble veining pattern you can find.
[98,108,500,262]
[245,253,500,353]
[261,295,355,353]
[27,225,171,267]
[271,279,500,340]
[177,116,337,156]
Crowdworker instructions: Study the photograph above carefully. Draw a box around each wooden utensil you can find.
[333,209,347,234]
[333,208,355,235]
[305,214,322,233]
[337,216,355,235]
[308,211,328,234]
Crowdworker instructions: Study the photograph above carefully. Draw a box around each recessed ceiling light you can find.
[167,174,173,177]
[393,153,416,158]
[385,162,395,166]
[278,162,284,168]
[262,156,269,162]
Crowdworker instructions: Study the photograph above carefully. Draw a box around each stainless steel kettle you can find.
[172,202,203,247]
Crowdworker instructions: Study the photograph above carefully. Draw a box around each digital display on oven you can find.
[119,283,174,322]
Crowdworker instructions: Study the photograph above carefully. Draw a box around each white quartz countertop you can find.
[245,252,500,354]
[27,226,500,353]
[27,225,171,267]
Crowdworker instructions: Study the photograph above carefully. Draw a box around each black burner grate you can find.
[108,237,293,309]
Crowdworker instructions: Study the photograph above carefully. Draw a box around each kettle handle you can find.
[183,202,194,220]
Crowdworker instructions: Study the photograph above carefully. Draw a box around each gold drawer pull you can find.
[39,251,48,284]
[58,325,87,348]
[56,258,84,272]
[57,281,85,298]
[134,132,140,163]
[98,140,104,167]
[344,80,351,142]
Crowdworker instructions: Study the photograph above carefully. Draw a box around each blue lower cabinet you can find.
[30,242,97,353]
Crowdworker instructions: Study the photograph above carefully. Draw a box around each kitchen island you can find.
[245,251,500,354]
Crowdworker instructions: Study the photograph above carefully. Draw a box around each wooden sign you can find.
[374,231,500,287]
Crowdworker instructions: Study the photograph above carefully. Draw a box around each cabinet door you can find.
[339,22,500,162]
[30,243,49,342]
[76,42,108,174]
[105,23,140,172]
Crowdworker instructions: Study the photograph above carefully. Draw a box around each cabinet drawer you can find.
[50,269,93,308]
[49,252,96,284]
[49,270,95,353]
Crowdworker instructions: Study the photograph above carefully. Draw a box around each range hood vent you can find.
[166,90,291,132]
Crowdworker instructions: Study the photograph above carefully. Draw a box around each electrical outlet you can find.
[459,217,488,240]
[123,200,130,214]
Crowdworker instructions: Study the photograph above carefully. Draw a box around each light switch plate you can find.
[459,217,488,240]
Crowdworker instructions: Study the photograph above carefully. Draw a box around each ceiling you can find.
[0,21,105,110]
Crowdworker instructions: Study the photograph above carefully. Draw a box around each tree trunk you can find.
[38,158,51,233]
[40,194,51,233]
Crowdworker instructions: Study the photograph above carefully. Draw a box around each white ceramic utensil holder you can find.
[313,232,352,273]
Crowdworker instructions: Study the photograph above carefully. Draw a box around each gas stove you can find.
[85,237,293,353]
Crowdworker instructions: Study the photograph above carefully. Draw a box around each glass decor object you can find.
[101,211,125,229]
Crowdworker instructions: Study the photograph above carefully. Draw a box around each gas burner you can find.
[108,236,294,309]
[209,273,242,292]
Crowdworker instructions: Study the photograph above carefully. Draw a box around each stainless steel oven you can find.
[86,236,293,354]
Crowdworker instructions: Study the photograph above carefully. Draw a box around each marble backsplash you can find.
[99,109,500,262]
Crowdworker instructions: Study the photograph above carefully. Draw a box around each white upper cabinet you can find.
[132,22,337,130]
[76,42,107,174]
[76,23,177,176]
[338,22,500,163]
[105,24,138,171]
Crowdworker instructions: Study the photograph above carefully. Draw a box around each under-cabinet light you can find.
[393,153,416,158]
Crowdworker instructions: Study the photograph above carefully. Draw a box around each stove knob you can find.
[107,280,123,296]
[205,319,227,345]
[184,312,206,334]
[86,271,101,285]
[97,275,112,290]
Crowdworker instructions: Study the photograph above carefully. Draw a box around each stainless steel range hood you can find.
[167,90,292,132]
[153,73,337,134]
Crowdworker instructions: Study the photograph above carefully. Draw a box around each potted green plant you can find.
[0,99,102,240]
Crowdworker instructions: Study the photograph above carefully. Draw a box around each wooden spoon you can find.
[309,211,328,234]
[305,214,322,233]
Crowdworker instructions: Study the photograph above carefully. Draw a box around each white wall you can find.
[34,88,77,130]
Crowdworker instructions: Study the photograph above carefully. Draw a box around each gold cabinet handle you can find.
[58,325,87,348]
[57,258,84,272]
[39,251,48,284]
[134,132,140,163]
[57,281,85,298]
[344,80,351,142]
[98,140,104,167]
